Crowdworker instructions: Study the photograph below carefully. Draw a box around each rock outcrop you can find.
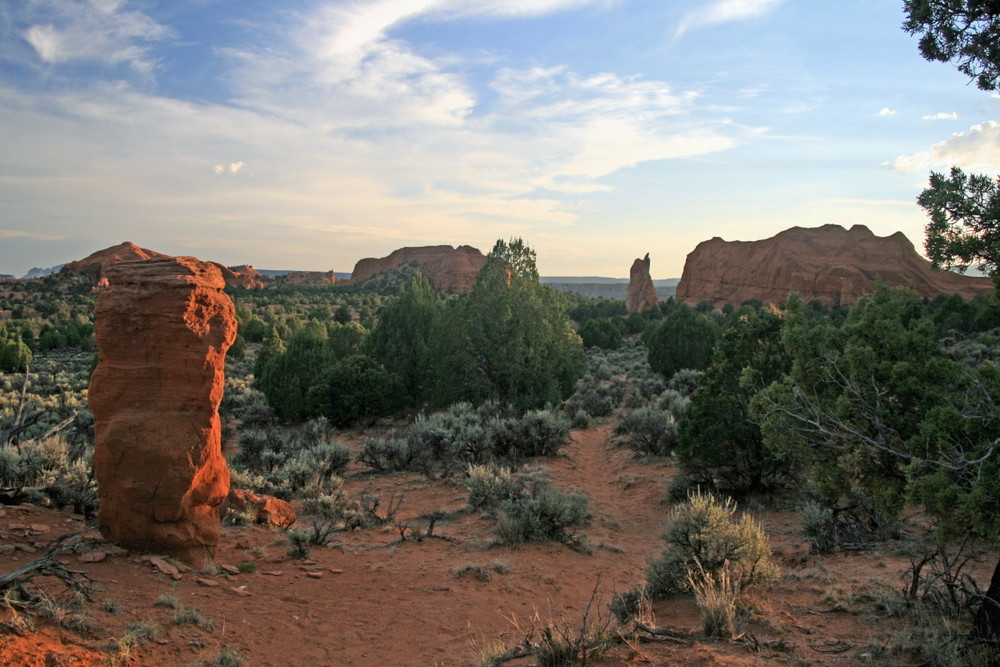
[61,242,170,279]
[348,245,487,292]
[626,253,659,312]
[222,489,297,529]
[277,270,338,285]
[675,224,994,306]
[210,263,267,289]
[89,257,237,564]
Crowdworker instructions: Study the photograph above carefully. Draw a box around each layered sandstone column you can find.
[90,257,237,564]
[626,253,659,312]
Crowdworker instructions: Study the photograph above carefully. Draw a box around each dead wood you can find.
[0,531,98,602]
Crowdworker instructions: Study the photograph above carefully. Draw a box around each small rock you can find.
[329,568,343,574]
[306,572,323,579]
[0,544,15,555]
[149,557,183,580]
[79,552,107,563]
[228,587,251,597]
[8,524,26,531]
[219,564,240,576]
[195,577,220,587]
[262,571,283,576]
[29,524,50,534]
[13,544,35,554]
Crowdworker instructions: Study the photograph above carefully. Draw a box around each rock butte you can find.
[675,224,995,306]
[347,245,487,292]
[89,256,237,564]
[626,253,659,312]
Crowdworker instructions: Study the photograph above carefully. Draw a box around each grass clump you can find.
[646,489,778,599]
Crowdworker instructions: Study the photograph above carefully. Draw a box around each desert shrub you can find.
[614,406,679,456]
[490,409,570,460]
[798,500,837,554]
[570,409,590,429]
[276,442,351,494]
[357,436,413,472]
[465,463,521,511]
[667,368,702,397]
[286,530,312,559]
[495,485,589,546]
[687,562,749,638]
[645,490,778,599]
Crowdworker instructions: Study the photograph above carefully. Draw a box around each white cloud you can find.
[21,0,170,70]
[922,112,957,120]
[877,107,896,116]
[883,120,1000,173]
[675,0,787,37]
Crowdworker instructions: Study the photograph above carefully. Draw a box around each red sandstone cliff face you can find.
[61,242,169,278]
[626,253,659,312]
[675,224,994,306]
[348,245,487,292]
[278,270,337,285]
[89,257,237,564]
[210,263,267,289]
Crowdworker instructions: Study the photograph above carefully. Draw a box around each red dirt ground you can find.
[0,422,994,666]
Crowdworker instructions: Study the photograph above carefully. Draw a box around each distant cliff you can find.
[675,224,994,306]
[347,245,487,292]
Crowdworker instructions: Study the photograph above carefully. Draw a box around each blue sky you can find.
[1,0,998,278]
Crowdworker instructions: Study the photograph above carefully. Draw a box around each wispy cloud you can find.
[877,107,896,116]
[883,121,1000,173]
[675,0,787,37]
[922,111,957,120]
[20,0,171,72]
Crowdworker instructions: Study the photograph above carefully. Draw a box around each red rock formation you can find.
[89,257,237,564]
[278,270,338,285]
[626,253,659,312]
[348,245,487,292]
[210,263,267,289]
[223,489,297,529]
[675,224,994,306]
[61,242,169,279]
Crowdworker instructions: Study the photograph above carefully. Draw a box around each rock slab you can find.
[90,257,237,564]
[625,253,659,312]
[675,224,995,306]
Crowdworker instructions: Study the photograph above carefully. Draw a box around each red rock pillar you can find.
[90,257,237,564]
[626,253,660,312]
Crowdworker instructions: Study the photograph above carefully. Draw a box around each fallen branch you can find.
[0,531,98,602]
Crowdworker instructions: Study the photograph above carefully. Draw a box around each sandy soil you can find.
[0,421,994,666]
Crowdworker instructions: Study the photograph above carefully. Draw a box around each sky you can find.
[1,0,998,279]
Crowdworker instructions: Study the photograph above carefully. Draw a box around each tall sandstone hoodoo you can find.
[90,257,237,564]
[626,253,659,312]
[348,245,487,292]
[675,224,994,306]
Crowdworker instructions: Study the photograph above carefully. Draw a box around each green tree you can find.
[306,354,404,427]
[0,337,32,373]
[676,304,791,496]
[643,304,719,380]
[903,0,1000,91]
[918,167,1000,286]
[257,324,333,421]
[367,272,443,401]
[433,239,586,410]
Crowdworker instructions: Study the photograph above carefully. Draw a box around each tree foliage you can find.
[918,166,1000,284]
[433,239,586,410]
[903,0,1000,91]
[676,304,791,496]
[643,304,719,380]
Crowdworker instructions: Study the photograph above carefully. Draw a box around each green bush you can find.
[465,464,521,511]
[495,485,589,546]
[645,490,778,599]
[798,500,837,554]
[614,406,679,456]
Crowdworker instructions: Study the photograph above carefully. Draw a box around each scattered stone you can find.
[228,587,251,597]
[13,544,35,554]
[195,577,220,587]
[306,572,323,579]
[262,571,283,577]
[148,557,183,580]
[79,552,107,563]
[218,564,240,576]
[29,524,50,534]
[222,489,296,529]
[329,568,344,574]
[0,544,15,555]
[8,524,27,531]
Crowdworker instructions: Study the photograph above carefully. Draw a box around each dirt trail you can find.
[1,424,996,666]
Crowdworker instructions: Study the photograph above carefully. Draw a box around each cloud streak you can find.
[675,0,787,37]
[883,121,1000,174]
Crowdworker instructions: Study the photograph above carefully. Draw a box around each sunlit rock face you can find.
[626,253,659,313]
[348,245,487,292]
[90,256,236,565]
[675,224,994,307]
